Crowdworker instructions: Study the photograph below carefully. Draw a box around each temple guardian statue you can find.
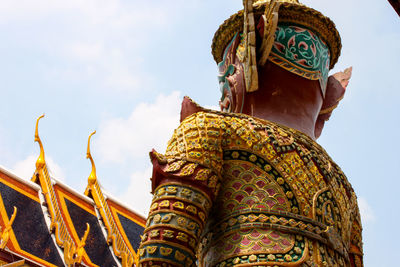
[138,0,363,266]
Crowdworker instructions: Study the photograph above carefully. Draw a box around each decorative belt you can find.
[203,208,348,258]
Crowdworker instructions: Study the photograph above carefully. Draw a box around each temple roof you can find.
[389,0,400,16]
[0,116,146,267]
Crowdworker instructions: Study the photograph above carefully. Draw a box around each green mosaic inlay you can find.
[270,23,330,95]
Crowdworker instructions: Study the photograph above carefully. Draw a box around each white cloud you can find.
[0,0,195,93]
[12,155,66,182]
[120,167,153,216]
[96,94,218,215]
[65,42,104,62]
[0,1,113,26]
[358,196,375,224]
[96,91,181,163]
[0,0,163,25]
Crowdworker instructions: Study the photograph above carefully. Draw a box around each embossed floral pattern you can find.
[270,24,330,95]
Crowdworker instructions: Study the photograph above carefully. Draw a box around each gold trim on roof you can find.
[109,201,146,264]
[33,115,90,267]
[64,223,90,265]
[1,259,27,267]
[0,206,17,249]
[0,176,59,266]
[212,1,341,69]
[54,187,99,266]
[85,131,137,267]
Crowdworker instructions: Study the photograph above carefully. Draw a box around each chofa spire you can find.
[86,131,98,186]
[34,114,46,171]
[32,115,91,266]
[84,131,138,267]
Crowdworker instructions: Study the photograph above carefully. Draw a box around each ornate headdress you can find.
[212,0,341,94]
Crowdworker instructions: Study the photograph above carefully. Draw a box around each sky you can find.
[0,0,398,265]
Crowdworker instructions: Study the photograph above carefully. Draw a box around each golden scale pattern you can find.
[139,110,362,266]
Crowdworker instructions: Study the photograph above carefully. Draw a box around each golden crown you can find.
[211,0,341,69]
[255,0,299,4]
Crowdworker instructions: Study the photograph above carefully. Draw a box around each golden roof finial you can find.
[86,131,97,186]
[34,114,46,171]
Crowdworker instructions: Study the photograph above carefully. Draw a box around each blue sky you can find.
[0,1,399,265]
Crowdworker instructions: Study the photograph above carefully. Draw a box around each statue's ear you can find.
[332,67,352,89]
[314,67,352,139]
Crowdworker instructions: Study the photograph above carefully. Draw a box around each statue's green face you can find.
[217,33,247,114]
[218,34,237,112]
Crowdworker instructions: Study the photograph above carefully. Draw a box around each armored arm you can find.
[349,206,364,267]
[138,112,224,267]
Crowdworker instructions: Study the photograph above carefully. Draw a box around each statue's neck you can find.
[241,62,323,139]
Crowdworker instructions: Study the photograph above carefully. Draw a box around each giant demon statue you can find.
[138,1,363,266]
